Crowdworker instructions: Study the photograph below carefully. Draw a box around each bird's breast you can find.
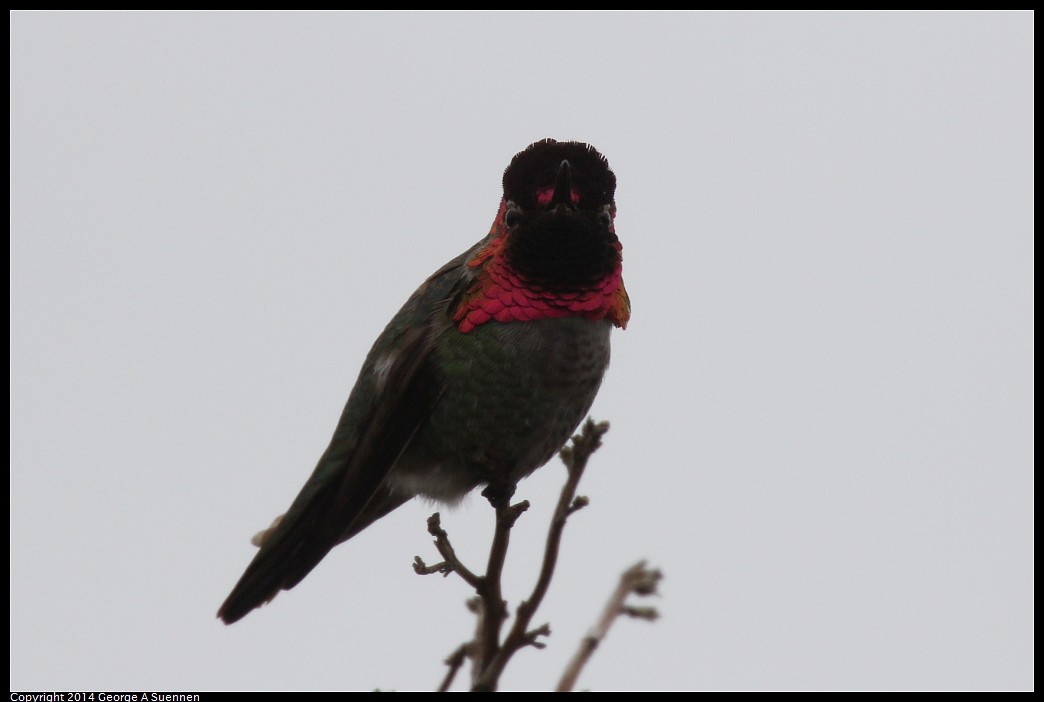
[388,316,612,501]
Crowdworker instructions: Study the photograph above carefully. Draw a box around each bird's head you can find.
[495,139,620,290]
[454,140,629,333]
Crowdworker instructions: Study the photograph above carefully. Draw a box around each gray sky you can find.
[9,11,1033,692]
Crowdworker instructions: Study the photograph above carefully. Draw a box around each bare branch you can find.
[437,643,470,693]
[415,512,483,589]
[423,419,653,692]
[555,560,663,692]
[412,556,449,576]
[472,419,609,691]
[474,499,530,680]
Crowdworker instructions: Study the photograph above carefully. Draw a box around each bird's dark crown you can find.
[503,139,616,210]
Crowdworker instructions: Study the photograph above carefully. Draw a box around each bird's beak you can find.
[549,159,573,209]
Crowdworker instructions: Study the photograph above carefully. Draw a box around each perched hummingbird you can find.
[217,139,629,624]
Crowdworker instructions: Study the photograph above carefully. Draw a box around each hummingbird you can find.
[217,139,629,624]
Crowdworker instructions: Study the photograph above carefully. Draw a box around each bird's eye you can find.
[505,208,522,229]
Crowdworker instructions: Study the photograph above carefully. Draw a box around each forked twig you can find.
[556,560,663,692]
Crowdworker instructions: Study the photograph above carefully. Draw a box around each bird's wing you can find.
[217,255,471,624]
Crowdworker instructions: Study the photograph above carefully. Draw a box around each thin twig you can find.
[555,560,663,692]
[437,643,470,693]
[415,512,483,589]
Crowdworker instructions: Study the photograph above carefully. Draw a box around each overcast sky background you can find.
[10,11,1033,692]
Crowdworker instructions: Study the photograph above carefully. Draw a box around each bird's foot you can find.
[481,481,517,509]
